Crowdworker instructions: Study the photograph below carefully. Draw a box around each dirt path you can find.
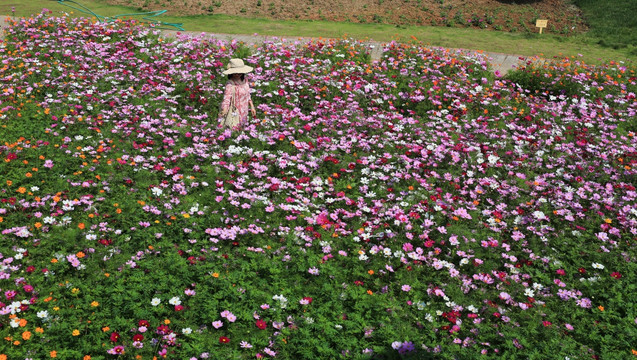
[0,14,529,73]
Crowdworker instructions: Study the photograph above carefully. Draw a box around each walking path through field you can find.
[1,14,529,74]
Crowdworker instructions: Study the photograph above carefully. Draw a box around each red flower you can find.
[133,334,144,342]
[175,304,184,311]
[219,336,230,344]
[302,297,313,304]
[255,319,267,330]
[110,331,120,342]
[138,319,150,327]
[610,272,622,279]
[542,321,552,327]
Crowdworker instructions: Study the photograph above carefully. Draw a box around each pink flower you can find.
[107,345,125,354]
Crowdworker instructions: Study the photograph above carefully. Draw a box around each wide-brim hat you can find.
[222,58,253,75]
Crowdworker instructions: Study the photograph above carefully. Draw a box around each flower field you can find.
[1,10,637,360]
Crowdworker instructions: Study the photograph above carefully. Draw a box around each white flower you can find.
[168,297,181,305]
[533,211,547,221]
[182,327,192,335]
[524,288,535,297]
[151,298,161,306]
[592,262,604,270]
[425,313,434,322]
[37,310,49,318]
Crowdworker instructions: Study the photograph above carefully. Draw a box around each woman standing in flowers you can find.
[219,58,257,129]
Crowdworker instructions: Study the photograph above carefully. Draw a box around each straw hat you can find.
[222,58,253,75]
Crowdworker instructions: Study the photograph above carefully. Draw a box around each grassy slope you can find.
[574,0,637,50]
[0,0,635,64]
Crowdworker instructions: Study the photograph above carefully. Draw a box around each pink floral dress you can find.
[220,79,252,128]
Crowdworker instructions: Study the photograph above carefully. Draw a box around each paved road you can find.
[1,14,527,74]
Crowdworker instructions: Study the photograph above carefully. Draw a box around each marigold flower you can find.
[598,306,605,312]
[212,272,220,278]
[22,331,31,340]
[83,356,91,360]
[50,350,57,358]
[35,327,44,333]
[72,329,80,336]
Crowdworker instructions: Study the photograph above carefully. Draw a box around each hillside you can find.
[105,0,587,35]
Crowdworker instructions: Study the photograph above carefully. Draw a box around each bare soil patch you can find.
[104,0,587,35]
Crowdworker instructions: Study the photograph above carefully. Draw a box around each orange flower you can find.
[164,319,170,325]
[72,329,80,336]
[212,272,219,278]
[367,290,373,295]
[368,270,374,275]
[84,356,92,360]
[50,350,57,358]
[91,301,99,307]
[51,258,58,263]
[19,318,27,327]
[13,340,20,346]
[0,354,7,360]
[17,187,26,194]
[598,306,605,312]
[76,251,85,258]
[35,327,44,333]
[102,326,110,332]
[78,223,85,230]
[22,331,32,340]
[34,222,42,229]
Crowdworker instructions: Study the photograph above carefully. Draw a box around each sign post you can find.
[535,19,548,34]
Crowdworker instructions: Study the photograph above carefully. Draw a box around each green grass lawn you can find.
[1,0,635,65]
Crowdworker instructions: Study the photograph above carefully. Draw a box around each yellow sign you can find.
[535,19,548,34]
